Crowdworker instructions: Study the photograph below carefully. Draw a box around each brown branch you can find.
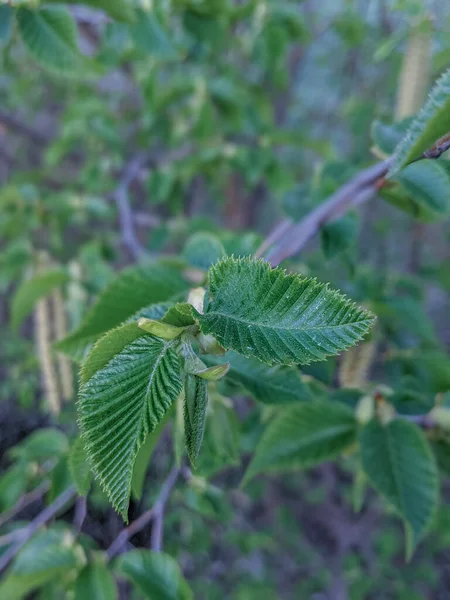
[106,467,180,560]
[261,157,395,266]
[0,485,76,575]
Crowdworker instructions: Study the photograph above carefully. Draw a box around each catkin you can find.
[35,296,61,415]
[339,341,377,389]
[395,21,431,120]
[52,288,73,401]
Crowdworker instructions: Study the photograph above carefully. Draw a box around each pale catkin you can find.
[52,288,73,401]
[395,22,431,121]
[339,341,377,389]
[35,297,61,415]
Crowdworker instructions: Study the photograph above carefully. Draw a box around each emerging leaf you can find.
[78,336,182,520]
[389,68,450,176]
[161,303,196,328]
[243,402,357,485]
[138,318,186,340]
[195,257,374,366]
[184,374,209,467]
[360,419,438,558]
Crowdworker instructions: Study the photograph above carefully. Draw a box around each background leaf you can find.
[360,419,438,558]
[196,257,374,365]
[69,436,92,496]
[243,402,357,484]
[73,555,118,600]
[182,232,226,271]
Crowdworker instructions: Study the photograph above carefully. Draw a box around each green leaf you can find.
[130,10,178,60]
[10,428,69,462]
[360,419,438,558]
[69,436,92,496]
[243,402,357,485]
[74,555,118,600]
[392,160,450,219]
[11,269,69,329]
[182,232,226,271]
[0,529,85,600]
[131,411,171,500]
[205,351,311,404]
[16,7,84,74]
[389,68,450,176]
[184,374,208,467]
[371,118,412,156]
[45,0,135,23]
[195,257,374,366]
[321,213,358,259]
[161,303,196,328]
[117,550,192,600]
[78,336,182,520]
[138,318,186,340]
[56,262,188,360]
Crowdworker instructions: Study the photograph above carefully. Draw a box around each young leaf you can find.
[195,257,374,366]
[243,402,357,485]
[389,68,450,176]
[360,419,438,558]
[69,436,92,496]
[184,374,208,467]
[56,262,188,360]
[16,7,84,74]
[182,232,226,271]
[161,303,196,328]
[117,550,193,600]
[11,269,69,329]
[205,351,311,404]
[78,336,182,520]
[74,555,118,600]
[138,318,186,340]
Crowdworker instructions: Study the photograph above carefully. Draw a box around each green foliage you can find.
[69,436,92,496]
[10,428,69,462]
[389,68,450,176]
[360,419,439,558]
[117,550,193,600]
[129,10,178,60]
[47,0,135,23]
[11,269,69,329]
[184,374,208,467]
[182,232,226,271]
[79,335,182,519]
[16,6,84,74]
[73,555,118,600]
[57,262,188,360]
[195,257,374,365]
[243,402,358,484]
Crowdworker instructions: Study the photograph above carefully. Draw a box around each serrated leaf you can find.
[56,262,188,360]
[11,269,69,329]
[73,555,118,600]
[360,419,438,558]
[389,68,450,176]
[390,160,450,220]
[182,232,226,271]
[69,436,92,496]
[195,257,374,366]
[130,10,178,60]
[78,336,182,520]
[184,374,208,467]
[243,402,357,485]
[117,550,193,600]
[46,0,135,23]
[16,7,85,74]
[0,529,85,600]
[161,303,195,328]
[205,351,311,404]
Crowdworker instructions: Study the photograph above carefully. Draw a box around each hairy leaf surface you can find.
[243,402,357,484]
[184,374,208,467]
[196,257,374,365]
[78,336,182,520]
[360,419,438,558]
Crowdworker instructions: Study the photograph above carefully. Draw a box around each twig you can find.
[73,495,87,535]
[0,485,76,575]
[0,481,50,529]
[106,467,180,559]
[0,109,50,145]
[262,157,394,266]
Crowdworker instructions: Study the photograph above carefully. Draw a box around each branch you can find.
[0,485,76,575]
[0,481,50,529]
[261,157,394,266]
[0,109,51,145]
[106,467,180,560]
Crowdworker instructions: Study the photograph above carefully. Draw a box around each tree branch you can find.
[0,481,50,529]
[106,467,180,560]
[0,109,51,145]
[0,485,76,575]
